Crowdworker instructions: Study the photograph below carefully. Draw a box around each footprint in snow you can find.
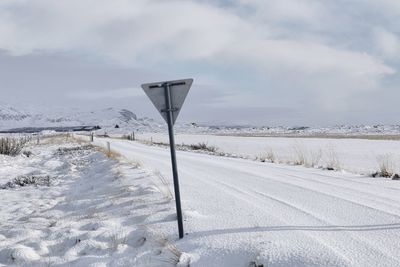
[0,245,40,265]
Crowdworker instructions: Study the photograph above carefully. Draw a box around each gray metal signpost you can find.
[141,78,193,239]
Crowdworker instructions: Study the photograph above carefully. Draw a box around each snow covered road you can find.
[95,138,400,267]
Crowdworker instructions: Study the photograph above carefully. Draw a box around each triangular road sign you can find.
[141,78,193,125]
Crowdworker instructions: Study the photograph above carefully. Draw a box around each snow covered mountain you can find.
[0,105,30,122]
[0,104,163,132]
[1,103,399,136]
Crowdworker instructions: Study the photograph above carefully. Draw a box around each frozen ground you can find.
[93,137,400,267]
[136,133,400,175]
[2,134,400,266]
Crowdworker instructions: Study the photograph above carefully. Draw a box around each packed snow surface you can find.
[93,137,400,267]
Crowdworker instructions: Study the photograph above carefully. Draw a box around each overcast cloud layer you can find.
[0,0,399,126]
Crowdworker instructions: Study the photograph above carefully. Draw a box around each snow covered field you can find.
[2,134,400,266]
[136,133,400,175]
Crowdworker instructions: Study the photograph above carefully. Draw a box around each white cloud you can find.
[0,0,392,75]
[0,0,398,124]
[0,0,245,62]
[236,0,325,25]
[374,27,400,59]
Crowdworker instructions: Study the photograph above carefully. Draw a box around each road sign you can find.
[141,78,193,125]
[141,78,193,239]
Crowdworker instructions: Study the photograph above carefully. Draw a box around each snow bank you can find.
[0,136,190,266]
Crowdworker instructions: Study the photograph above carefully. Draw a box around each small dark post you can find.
[90,132,94,142]
[131,131,135,141]
[163,82,184,239]
[107,142,111,156]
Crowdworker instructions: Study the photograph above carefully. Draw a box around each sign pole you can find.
[163,82,184,239]
[141,78,193,239]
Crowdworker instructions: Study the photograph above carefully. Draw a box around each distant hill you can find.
[1,103,399,136]
[0,104,164,133]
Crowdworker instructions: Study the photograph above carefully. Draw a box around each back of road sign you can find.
[141,78,193,125]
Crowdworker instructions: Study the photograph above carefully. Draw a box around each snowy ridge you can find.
[0,105,30,121]
[1,103,400,136]
[0,104,163,132]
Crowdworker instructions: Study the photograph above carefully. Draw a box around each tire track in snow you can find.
[214,160,400,219]
[95,139,400,267]
[106,141,352,265]
[177,167,353,267]
[282,167,400,199]
[202,158,400,219]
[207,178,400,267]
[173,151,400,266]
[274,172,400,215]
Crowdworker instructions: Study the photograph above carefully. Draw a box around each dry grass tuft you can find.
[258,148,276,163]
[152,170,173,200]
[189,142,218,152]
[307,149,322,168]
[325,147,341,170]
[136,226,188,266]
[69,134,90,145]
[110,229,128,250]
[1,175,55,189]
[161,243,183,265]
[292,143,307,166]
[292,143,321,167]
[37,133,72,145]
[94,146,122,159]
[0,137,26,156]
[127,159,143,169]
[374,154,397,178]
[156,236,184,265]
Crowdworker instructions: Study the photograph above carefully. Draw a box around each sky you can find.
[0,0,399,126]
